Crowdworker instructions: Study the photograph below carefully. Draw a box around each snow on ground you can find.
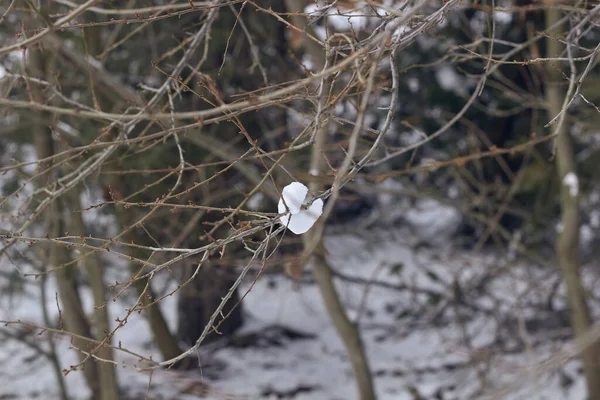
[0,198,592,400]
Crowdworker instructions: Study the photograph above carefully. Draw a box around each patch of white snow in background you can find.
[312,25,327,41]
[327,9,370,32]
[0,265,183,400]
[0,222,593,399]
[301,55,315,72]
[591,210,600,228]
[7,49,26,65]
[278,182,323,234]
[494,11,513,24]
[391,24,410,41]
[447,185,459,199]
[0,112,19,129]
[0,273,90,399]
[85,55,104,70]
[57,121,81,138]
[377,178,404,206]
[436,65,463,93]
[79,186,118,237]
[399,129,424,146]
[207,227,589,399]
[19,144,38,175]
[246,192,264,211]
[286,109,314,136]
[469,11,486,35]
[404,198,461,242]
[581,224,594,248]
[507,230,522,262]
[563,172,579,197]
[303,3,318,14]
[407,77,419,93]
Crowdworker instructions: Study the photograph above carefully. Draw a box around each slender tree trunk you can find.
[303,139,377,400]
[177,262,243,346]
[306,240,377,400]
[283,0,326,69]
[131,270,184,361]
[545,4,600,399]
[112,201,184,362]
[80,10,183,372]
[284,3,376,397]
[27,27,102,399]
[64,188,119,400]
[39,266,70,400]
[50,212,102,400]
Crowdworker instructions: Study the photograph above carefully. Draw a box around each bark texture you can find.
[177,262,243,346]
[112,202,185,362]
[65,189,119,400]
[545,4,600,399]
[285,2,377,398]
[27,22,103,398]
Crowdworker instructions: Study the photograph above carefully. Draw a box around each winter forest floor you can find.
[0,199,593,400]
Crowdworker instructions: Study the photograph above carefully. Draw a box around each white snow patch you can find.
[448,185,459,199]
[246,192,265,211]
[469,11,486,35]
[57,121,81,138]
[435,65,463,93]
[591,210,600,228]
[404,198,461,242]
[79,186,118,237]
[328,9,369,32]
[85,55,104,70]
[0,112,19,129]
[312,25,327,41]
[377,178,404,206]
[563,172,579,197]
[507,230,522,262]
[494,11,513,24]
[303,3,319,14]
[407,77,419,93]
[390,24,411,41]
[301,55,315,72]
[0,222,593,400]
[19,144,38,175]
[581,224,594,247]
[399,129,424,146]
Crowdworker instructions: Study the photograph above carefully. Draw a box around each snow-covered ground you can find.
[0,198,592,400]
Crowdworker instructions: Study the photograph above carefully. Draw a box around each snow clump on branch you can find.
[278,182,323,235]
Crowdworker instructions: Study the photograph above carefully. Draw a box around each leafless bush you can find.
[1,1,599,399]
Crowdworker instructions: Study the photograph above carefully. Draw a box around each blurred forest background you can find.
[1,0,600,399]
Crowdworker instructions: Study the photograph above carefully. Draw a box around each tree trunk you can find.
[177,262,243,346]
[26,22,102,398]
[545,4,600,399]
[39,257,70,400]
[35,108,102,400]
[50,210,102,400]
[64,189,119,400]
[306,240,377,400]
[284,3,376,398]
[111,202,184,362]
